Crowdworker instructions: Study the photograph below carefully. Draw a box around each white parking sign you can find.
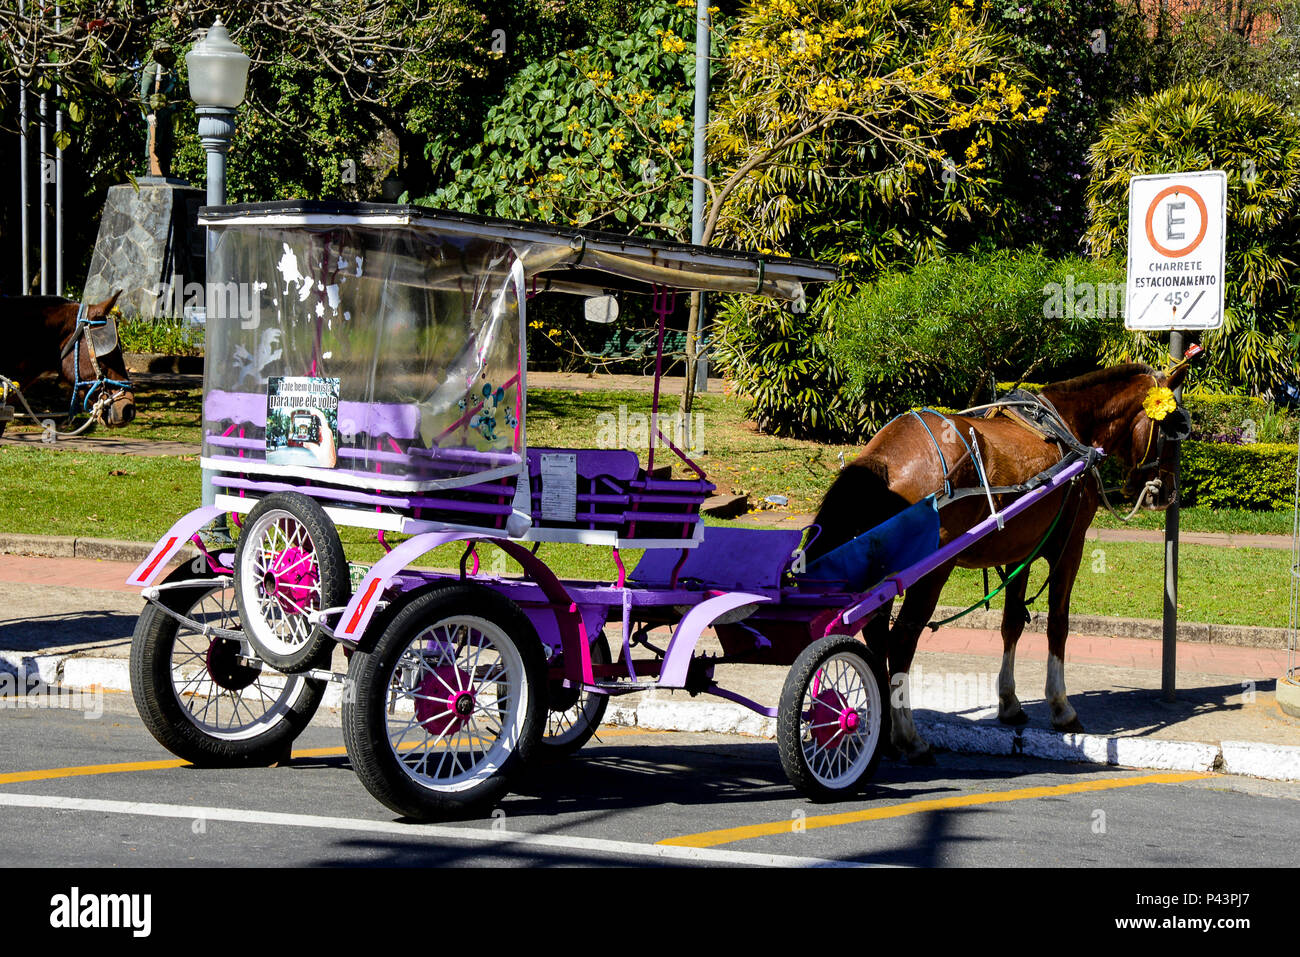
[1124,170,1226,330]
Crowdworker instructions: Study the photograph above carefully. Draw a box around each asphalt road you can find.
[1,689,1295,870]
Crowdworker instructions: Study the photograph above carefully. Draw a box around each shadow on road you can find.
[0,610,137,654]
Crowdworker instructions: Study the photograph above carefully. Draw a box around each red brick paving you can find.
[0,554,144,594]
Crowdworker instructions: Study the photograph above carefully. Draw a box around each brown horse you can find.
[806,361,1194,762]
[2,292,136,428]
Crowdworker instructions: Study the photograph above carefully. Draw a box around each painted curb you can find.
[917,719,1221,773]
[0,534,198,565]
[61,657,131,695]
[598,693,1291,781]
[0,650,64,686]
[1276,676,1300,719]
[1219,740,1300,780]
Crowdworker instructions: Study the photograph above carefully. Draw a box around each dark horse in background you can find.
[806,360,1195,762]
[2,292,136,430]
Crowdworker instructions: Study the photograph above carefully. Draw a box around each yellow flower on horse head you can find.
[1143,385,1176,421]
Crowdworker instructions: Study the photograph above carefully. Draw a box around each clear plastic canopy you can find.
[201,223,526,491]
[197,203,836,493]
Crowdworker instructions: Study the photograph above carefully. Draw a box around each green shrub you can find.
[1181,441,1296,510]
[1183,393,1298,444]
[711,292,857,439]
[832,250,1124,428]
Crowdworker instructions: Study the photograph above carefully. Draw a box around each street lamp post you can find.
[187,18,249,210]
[187,19,249,536]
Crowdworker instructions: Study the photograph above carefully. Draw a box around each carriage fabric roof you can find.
[197,200,837,302]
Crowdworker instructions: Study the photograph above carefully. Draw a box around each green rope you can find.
[926,492,1070,631]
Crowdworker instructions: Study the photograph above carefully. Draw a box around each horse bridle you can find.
[1097,373,1193,520]
[60,302,133,418]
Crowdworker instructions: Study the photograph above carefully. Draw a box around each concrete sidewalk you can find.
[2,553,1296,782]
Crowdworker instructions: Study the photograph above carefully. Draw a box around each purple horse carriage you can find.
[126,202,1093,819]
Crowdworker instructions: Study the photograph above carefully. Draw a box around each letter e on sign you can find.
[1123,170,1226,332]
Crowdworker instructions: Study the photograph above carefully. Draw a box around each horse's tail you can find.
[804,454,912,563]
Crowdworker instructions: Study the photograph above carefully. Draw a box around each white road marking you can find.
[0,792,874,868]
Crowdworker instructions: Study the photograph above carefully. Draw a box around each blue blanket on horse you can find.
[801,495,941,592]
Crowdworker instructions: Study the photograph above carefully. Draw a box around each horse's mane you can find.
[1042,363,1155,395]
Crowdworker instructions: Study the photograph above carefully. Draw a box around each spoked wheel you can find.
[777,635,886,801]
[130,553,326,766]
[342,584,545,820]
[233,492,349,673]
[537,630,611,759]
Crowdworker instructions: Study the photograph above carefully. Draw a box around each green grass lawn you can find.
[939,541,1289,629]
[0,447,200,541]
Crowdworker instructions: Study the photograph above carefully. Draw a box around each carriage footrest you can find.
[587,680,659,695]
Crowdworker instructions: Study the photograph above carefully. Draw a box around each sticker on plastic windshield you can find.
[266,376,340,468]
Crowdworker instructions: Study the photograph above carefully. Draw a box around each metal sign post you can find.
[1124,170,1227,702]
[1162,331,1184,702]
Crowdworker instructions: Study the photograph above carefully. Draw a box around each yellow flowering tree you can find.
[707,0,1049,260]
[710,0,1051,437]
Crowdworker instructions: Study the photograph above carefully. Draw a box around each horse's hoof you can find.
[998,709,1030,726]
[906,748,937,767]
[1053,717,1085,734]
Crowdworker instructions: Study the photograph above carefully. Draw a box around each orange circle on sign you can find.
[1144,185,1208,258]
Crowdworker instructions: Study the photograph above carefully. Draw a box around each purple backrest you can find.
[630,526,804,589]
[525,447,640,481]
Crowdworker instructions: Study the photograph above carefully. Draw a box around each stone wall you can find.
[82,178,206,318]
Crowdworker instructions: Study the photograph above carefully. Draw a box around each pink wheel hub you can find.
[266,545,318,612]
[415,666,476,736]
[809,676,859,748]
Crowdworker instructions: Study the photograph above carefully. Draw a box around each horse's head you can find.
[59,291,136,427]
[1042,352,1202,512]
[1119,355,1198,510]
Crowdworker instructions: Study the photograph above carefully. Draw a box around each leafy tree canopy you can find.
[418,0,707,239]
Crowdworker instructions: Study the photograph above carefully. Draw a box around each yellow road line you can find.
[0,726,665,784]
[0,759,190,785]
[0,746,347,784]
[659,771,1215,848]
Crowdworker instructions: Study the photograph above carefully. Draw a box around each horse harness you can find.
[914,394,1100,511]
[61,302,132,418]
